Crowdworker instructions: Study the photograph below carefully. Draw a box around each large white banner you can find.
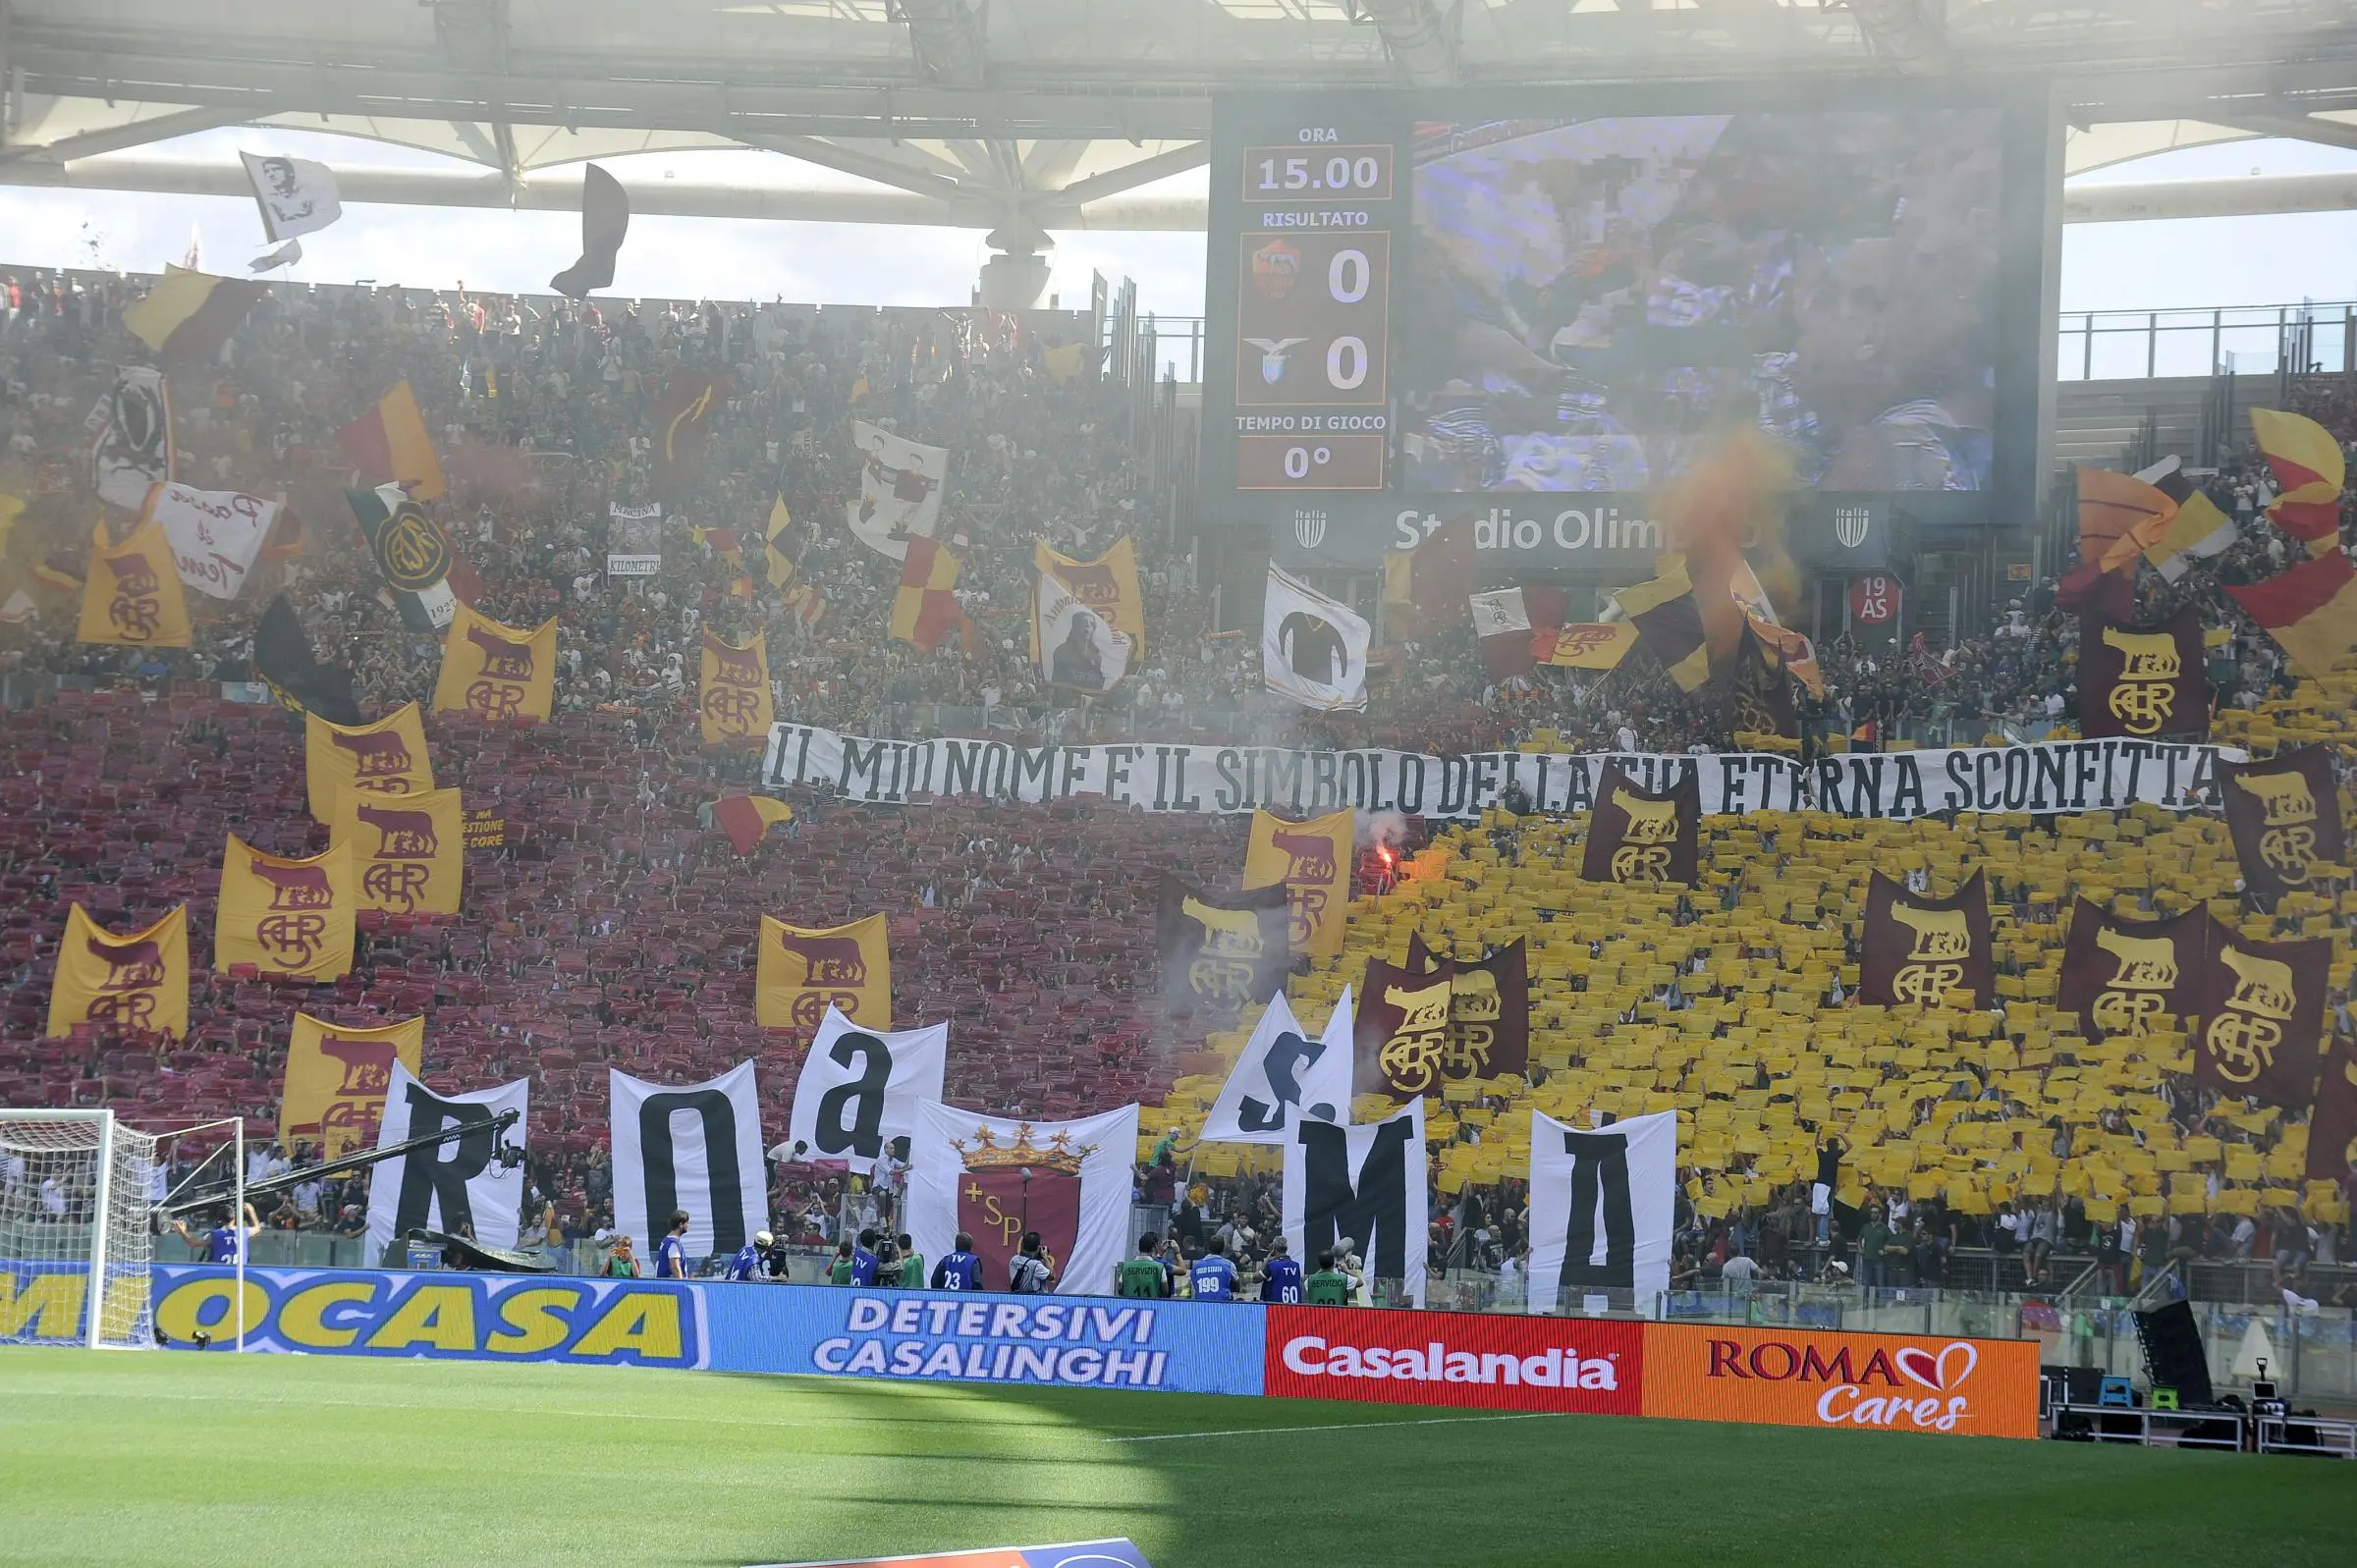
[1285,1101,1426,1308]
[1526,1108,1676,1315]
[362,1063,528,1260]
[763,722,2245,824]
[145,481,281,600]
[847,420,948,562]
[1263,567,1370,712]
[782,1005,949,1165]
[611,1061,768,1260]
[1202,989,1356,1145]
[907,1101,1138,1298]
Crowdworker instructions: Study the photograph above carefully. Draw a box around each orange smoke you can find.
[1658,431,1795,661]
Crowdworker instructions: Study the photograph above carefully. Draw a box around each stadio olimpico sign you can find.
[763,723,2244,823]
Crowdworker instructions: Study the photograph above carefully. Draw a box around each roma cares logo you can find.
[1640,1325,2038,1439]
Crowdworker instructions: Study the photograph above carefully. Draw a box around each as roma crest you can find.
[950,1121,1092,1290]
[1251,239,1302,300]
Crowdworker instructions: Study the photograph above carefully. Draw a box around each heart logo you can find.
[1894,1341,1977,1391]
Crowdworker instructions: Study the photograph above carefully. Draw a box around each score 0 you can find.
[1234,232,1390,408]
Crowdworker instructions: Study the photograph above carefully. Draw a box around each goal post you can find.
[0,1108,163,1350]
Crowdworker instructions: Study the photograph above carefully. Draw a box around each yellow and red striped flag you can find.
[2249,407,2345,555]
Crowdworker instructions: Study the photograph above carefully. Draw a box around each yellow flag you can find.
[216,837,356,981]
[757,913,890,1030]
[432,600,556,723]
[279,1012,424,1158]
[1042,343,1084,383]
[46,904,189,1040]
[1030,537,1146,660]
[330,785,465,917]
[765,496,796,588]
[304,703,434,823]
[1244,807,1354,960]
[699,628,775,744]
[78,514,191,647]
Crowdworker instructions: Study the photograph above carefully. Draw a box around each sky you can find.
[5,126,2357,324]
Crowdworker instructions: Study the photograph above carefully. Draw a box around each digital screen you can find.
[1400,110,2004,495]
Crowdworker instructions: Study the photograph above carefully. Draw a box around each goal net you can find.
[0,1110,162,1349]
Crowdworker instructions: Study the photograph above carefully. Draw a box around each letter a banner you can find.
[697,628,774,745]
[1244,807,1353,960]
[330,785,464,917]
[77,515,192,648]
[2056,899,2213,1042]
[1580,763,1700,885]
[432,601,556,724]
[611,1061,769,1260]
[304,703,433,823]
[1202,990,1355,1145]
[1527,1108,1675,1315]
[280,1013,424,1158]
[216,837,355,981]
[364,1062,529,1259]
[907,1101,1139,1299]
[2192,929,2332,1109]
[2219,745,2347,908]
[1285,1102,1426,1307]
[1860,870,1992,1009]
[46,904,188,1040]
[784,1005,949,1164]
[757,914,890,1031]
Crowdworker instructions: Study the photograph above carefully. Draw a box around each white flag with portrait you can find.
[1201,988,1355,1145]
[846,420,948,562]
[362,1063,528,1260]
[781,1006,948,1166]
[611,1060,768,1260]
[1526,1108,1676,1315]
[241,151,343,242]
[1037,569,1131,693]
[907,1102,1138,1298]
[1284,1099,1425,1307]
[1263,567,1369,712]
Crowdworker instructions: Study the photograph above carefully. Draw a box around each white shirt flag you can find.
[781,1006,949,1166]
[1525,1108,1676,1315]
[362,1063,529,1261]
[1037,569,1131,693]
[241,152,343,243]
[846,420,949,562]
[143,481,281,600]
[1263,567,1370,712]
[1201,988,1355,1145]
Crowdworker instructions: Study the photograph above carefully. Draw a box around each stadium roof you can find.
[5,0,2357,240]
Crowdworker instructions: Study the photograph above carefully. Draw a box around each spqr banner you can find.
[907,1103,1139,1300]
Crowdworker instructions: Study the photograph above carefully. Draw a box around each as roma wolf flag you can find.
[1581,763,1700,885]
[1611,557,1711,691]
[1156,876,1290,1015]
[2219,746,2347,906]
[77,516,191,647]
[89,364,174,510]
[2056,900,2214,1041]
[908,1102,1139,1299]
[653,372,729,500]
[432,602,556,723]
[1034,537,1146,654]
[784,1005,949,1164]
[256,593,361,726]
[2249,407,2345,553]
[713,794,794,855]
[2225,547,2357,678]
[757,913,890,1030]
[1244,806,1352,960]
[610,1060,767,1259]
[366,1063,529,1259]
[1037,564,1130,692]
[46,904,189,1041]
[1860,870,1993,1009]
[337,381,445,503]
[1284,1102,1426,1308]
[216,837,355,982]
[1355,954,1456,1100]
[330,785,464,917]
[2077,607,2208,739]
[2193,932,2331,1109]
[1527,1107,1675,1314]
[1263,566,1370,711]
[279,1012,423,1158]
[1381,514,1473,639]
[304,702,433,823]
[890,535,964,653]
[550,163,630,298]
[2305,1034,2357,1182]
[1402,933,1531,1083]
[698,629,774,744]
[847,419,948,562]
[1202,990,1356,1144]
[348,482,465,630]
[120,265,264,362]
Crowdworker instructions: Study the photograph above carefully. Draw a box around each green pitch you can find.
[1,1349,2349,1567]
